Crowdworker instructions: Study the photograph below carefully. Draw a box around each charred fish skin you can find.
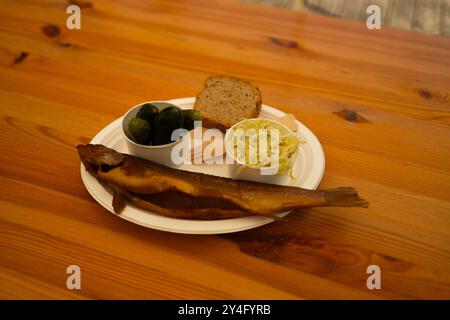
[78,144,368,219]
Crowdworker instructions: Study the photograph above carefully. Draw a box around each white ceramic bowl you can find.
[121,101,183,167]
[224,118,297,184]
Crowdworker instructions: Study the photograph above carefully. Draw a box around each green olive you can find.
[182,109,202,131]
[128,117,152,145]
[135,103,159,124]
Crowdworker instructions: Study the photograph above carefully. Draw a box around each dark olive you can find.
[135,103,159,123]
[152,106,184,145]
[182,109,202,131]
[158,106,184,126]
[128,117,152,145]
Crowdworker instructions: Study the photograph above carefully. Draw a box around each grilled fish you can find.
[78,144,368,219]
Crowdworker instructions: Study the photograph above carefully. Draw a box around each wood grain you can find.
[0,0,449,299]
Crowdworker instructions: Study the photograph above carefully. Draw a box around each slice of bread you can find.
[194,76,262,130]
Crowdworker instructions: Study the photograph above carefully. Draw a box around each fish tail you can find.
[322,187,368,208]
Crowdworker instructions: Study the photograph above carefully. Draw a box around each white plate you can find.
[80,97,325,234]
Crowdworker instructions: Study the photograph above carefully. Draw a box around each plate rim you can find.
[80,97,325,234]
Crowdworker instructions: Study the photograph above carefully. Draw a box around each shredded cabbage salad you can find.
[230,119,301,178]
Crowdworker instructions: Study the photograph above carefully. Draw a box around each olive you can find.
[135,103,159,123]
[152,106,184,145]
[182,109,202,131]
[128,117,152,145]
[158,106,184,126]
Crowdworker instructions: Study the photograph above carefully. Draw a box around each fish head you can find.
[77,144,125,176]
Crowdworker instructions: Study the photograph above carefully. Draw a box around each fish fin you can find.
[112,188,127,214]
[323,187,369,208]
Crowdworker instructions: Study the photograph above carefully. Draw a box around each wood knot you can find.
[268,37,299,49]
[13,51,29,64]
[418,89,432,100]
[334,109,370,123]
[59,42,72,47]
[224,232,338,274]
[42,24,60,37]
[382,254,399,262]
[344,110,357,121]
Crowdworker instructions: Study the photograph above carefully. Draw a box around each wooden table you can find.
[1,0,449,300]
